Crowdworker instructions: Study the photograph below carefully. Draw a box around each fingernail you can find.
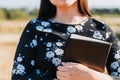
[62,62,65,65]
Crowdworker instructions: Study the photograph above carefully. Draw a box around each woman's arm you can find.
[56,24,120,80]
[106,26,120,80]
[57,62,113,80]
[12,20,53,80]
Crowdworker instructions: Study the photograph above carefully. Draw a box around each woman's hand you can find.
[57,62,113,80]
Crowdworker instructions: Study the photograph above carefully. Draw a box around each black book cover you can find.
[62,34,112,72]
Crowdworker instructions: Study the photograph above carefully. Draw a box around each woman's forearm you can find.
[90,69,113,80]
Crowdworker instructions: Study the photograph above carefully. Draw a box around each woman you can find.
[12,0,120,80]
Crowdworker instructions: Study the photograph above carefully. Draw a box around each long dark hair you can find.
[38,0,92,20]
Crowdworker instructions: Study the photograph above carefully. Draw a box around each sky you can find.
[0,0,120,9]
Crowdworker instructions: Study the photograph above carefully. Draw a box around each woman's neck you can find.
[52,5,88,24]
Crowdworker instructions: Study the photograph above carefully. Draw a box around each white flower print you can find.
[36,69,41,75]
[36,25,44,31]
[67,26,76,33]
[46,42,52,47]
[91,24,94,27]
[16,69,25,75]
[45,33,48,36]
[117,67,120,73]
[31,60,35,66]
[12,54,26,75]
[117,50,120,54]
[89,29,94,32]
[14,64,26,75]
[24,44,29,47]
[26,30,30,32]
[55,48,64,56]
[106,32,111,39]
[93,31,103,39]
[118,42,120,46]
[41,21,50,27]
[17,64,25,71]
[46,51,55,59]
[46,48,50,51]
[16,54,24,62]
[35,35,37,39]
[12,69,16,74]
[28,78,32,80]
[114,53,120,60]
[52,58,62,66]
[110,61,119,69]
[56,42,63,47]
[40,38,43,41]
[30,39,37,48]
[43,28,52,32]
[17,57,23,62]
[111,72,118,76]
[75,25,83,32]
[31,19,37,23]
[102,26,106,30]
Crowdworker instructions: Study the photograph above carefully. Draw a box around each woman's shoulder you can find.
[28,18,43,25]
[26,18,50,28]
[26,18,53,33]
[90,18,116,40]
[27,18,51,27]
[90,18,110,31]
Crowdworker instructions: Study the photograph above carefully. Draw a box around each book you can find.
[62,34,112,72]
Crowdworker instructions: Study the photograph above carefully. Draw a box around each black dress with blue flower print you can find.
[12,18,120,80]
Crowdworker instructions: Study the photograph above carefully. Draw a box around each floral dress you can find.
[12,18,120,80]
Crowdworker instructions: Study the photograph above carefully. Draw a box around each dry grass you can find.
[0,38,18,80]
[0,15,120,80]
[0,20,27,80]
[0,44,16,80]
[0,20,28,33]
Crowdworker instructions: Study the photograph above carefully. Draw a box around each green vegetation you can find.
[0,8,120,20]
[0,8,38,20]
[0,8,6,19]
[91,8,120,15]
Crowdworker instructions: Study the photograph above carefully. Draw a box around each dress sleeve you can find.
[106,25,120,79]
[11,20,53,80]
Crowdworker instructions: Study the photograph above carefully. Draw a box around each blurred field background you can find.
[0,7,120,80]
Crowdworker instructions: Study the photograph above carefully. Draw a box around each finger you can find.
[57,72,70,80]
[57,77,70,80]
[62,62,89,70]
[57,66,72,71]
[57,75,66,80]
[57,70,69,77]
